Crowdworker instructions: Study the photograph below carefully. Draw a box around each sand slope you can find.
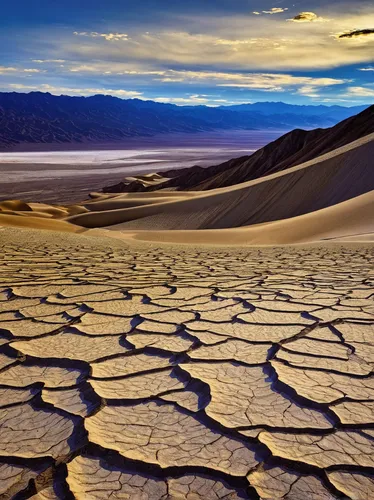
[66,133,374,232]
[120,190,374,245]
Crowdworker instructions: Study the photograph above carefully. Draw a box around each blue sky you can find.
[1,0,373,106]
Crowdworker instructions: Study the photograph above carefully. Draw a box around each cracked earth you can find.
[0,232,373,499]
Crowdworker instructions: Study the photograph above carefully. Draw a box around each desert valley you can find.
[0,0,374,498]
[0,100,373,499]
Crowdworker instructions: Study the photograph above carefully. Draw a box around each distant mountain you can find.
[104,104,374,193]
[0,91,370,150]
[224,101,367,119]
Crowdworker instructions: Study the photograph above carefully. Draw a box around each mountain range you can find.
[0,91,369,149]
[104,104,374,193]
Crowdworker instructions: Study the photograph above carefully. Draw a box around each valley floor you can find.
[0,130,283,204]
[0,227,373,499]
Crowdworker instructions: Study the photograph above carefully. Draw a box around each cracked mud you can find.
[0,235,373,499]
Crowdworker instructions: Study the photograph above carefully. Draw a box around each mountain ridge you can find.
[104,104,374,193]
[0,91,369,150]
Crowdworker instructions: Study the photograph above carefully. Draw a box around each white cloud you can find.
[74,31,129,41]
[297,86,321,98]
[262,8,288,15]
[32,59,66,63]
[153,94,228,105]
[0,66,17,73]
[0,66,41,74]
[345,86,374,97]
[155,70,348,93]
[8,83,143,98]
[60,10,374,71]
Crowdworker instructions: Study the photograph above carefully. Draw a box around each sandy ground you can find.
[0,131,374,498]
[0,130,283,203]
[0,226,373,498]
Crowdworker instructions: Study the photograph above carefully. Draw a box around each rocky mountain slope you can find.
[105,104,373,193]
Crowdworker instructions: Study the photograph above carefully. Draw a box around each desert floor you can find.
[0,226,373,498]
[0,130,283,204]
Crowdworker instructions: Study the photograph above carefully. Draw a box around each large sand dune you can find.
[1,133,373,245]
[65,133,374,234]
[120,190,374,245]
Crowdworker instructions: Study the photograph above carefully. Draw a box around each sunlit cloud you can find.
[155,70,348,96]
[297,86,322,98]
[1,4,374,106]
[262,8,288,15]
[59,10,374,71]
[288,12,328,23]
[346,86,374,97]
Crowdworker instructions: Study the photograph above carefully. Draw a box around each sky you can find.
[0,0,373,106]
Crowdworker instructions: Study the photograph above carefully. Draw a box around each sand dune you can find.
[0,212,83,232]
[119,190,374,245]
[0,133,373,246]
[66,133,374,233]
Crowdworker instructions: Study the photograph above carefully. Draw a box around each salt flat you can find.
[0,130,282,203]
[0,226,373,498]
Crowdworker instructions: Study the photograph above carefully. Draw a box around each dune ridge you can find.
[65,133,374,235]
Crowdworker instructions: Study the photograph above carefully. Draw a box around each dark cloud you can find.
[288,12,326,23]
[339,29,374,39]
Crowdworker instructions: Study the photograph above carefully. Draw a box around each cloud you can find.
[155,70,348,94]
[0,66,41,74]
[262,8,288,15]
[7,83,143,98]
[32,59,66,63]
[338,29,374,39]
[0,66,17,73]
[345,86,374,97]
[58,11,374,71]
[288,12,327,23]
[252,8,288,16]
[297,86,322,98]
[153,94,228,105]
[74,31,129,41]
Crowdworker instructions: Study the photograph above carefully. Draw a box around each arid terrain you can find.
[0,105,373,498]
[0,131,282,204]
[0,228,373,498]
